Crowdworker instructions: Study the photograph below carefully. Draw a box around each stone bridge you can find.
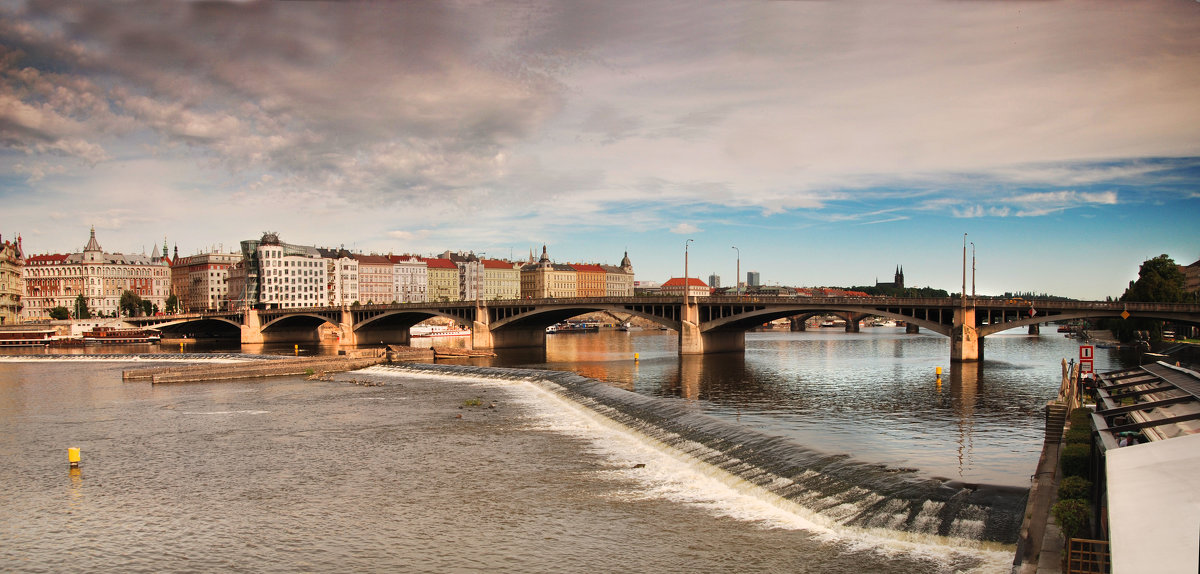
[128,296,1200,362]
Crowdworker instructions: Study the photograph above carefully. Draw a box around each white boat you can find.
[410,325,471,338]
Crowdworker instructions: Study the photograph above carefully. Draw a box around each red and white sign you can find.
[1080,345,1094,360]
[1080,359,1094,374]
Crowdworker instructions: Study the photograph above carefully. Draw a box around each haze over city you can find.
[2,0,1198,301]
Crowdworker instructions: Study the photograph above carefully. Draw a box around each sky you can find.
[2,0,1198,301]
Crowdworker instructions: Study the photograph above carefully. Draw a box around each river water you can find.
[0,327,1123,573]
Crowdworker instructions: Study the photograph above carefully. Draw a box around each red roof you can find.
[571,263,605,273]
[354,254,393,265]
[421,257,458,269]
[662,277,708,287]
[482,259,517,269]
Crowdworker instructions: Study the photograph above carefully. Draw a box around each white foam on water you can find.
[361,365,1014,573]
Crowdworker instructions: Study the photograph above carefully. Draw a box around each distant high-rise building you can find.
[747,271,761,287]
[708,273,721,289]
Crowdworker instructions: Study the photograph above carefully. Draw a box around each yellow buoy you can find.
[68,447,80,467]
[935,366,943,376]
[634,353,639,362]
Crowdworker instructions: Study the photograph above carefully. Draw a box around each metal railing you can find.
[1067,538,1110,573]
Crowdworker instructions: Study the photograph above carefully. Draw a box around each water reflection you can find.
[949,362,980,479]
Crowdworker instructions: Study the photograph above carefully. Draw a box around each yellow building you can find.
[424,258,460,302]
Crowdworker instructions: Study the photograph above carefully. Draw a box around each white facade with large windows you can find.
[319,248,359,307]
[239,233,327,310]
[390,255,427,303]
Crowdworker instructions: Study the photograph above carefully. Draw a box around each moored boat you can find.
[546,322,600,333]
[82,326,161,344]
[410,325,472,338]
[0,328,56,347]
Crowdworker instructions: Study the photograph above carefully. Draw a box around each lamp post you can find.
[731,246,740,297]
[684,239,694,303]
[970,241,976,305]
[961,233,967,307]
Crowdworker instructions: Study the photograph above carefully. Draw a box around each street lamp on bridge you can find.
[684,238,694,304]
[970,241,976,305]
[731,246,740,297]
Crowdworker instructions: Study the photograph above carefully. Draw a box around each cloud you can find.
[1,0,1198,259]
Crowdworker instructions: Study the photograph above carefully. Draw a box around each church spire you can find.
[84,226,102,252]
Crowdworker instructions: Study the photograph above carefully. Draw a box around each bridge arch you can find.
[700,305,951,336]
[488,304,681,332]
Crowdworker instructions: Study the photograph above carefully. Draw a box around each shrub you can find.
[1052,499,1090,539]
[1069,406,1093,428]
[1064,427,1093,445]
[1060,444,1092,479]
[1057,476,1092,501]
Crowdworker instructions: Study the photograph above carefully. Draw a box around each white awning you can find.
[1106,432,1200,573]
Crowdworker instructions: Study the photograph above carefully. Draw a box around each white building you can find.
[240,233,327,309]
[22,227,170,319]
[319,248,359,307]
[390,255,427,303]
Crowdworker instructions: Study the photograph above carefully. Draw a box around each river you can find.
[0,326,1124,573]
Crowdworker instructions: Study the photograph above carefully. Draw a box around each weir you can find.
[376,362,1027,545]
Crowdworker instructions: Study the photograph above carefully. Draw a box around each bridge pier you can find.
[790,317,806,332]
[339,309,358,347]
[843,313,868,333]
[1028,323,1040,335]
[472,305,545,349]
[905,323,920,334]
[241,309,265,345]
[951,307,980,363]
[679,302,745,354]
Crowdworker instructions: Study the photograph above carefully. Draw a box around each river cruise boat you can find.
[410,325,472,338]
[0,328,56,347]
[82,326,162,344]
[546,322,600,334]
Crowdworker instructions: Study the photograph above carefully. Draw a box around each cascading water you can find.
[376,362,1027,546]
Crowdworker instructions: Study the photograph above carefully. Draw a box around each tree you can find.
[165,294,179,314]
[141,300,155,317]
[120,290,144,317]
[49,306,70,320]
[73,294,91,319]
[1121,254,1194,303]
[1111,255,1196,342]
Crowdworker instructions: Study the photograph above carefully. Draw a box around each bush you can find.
[1061,443,1092,479]
[1064,427,1093,445]
[1057,476,1092,501]
[1052,499,1091,539]
[1069,406,1093,428]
